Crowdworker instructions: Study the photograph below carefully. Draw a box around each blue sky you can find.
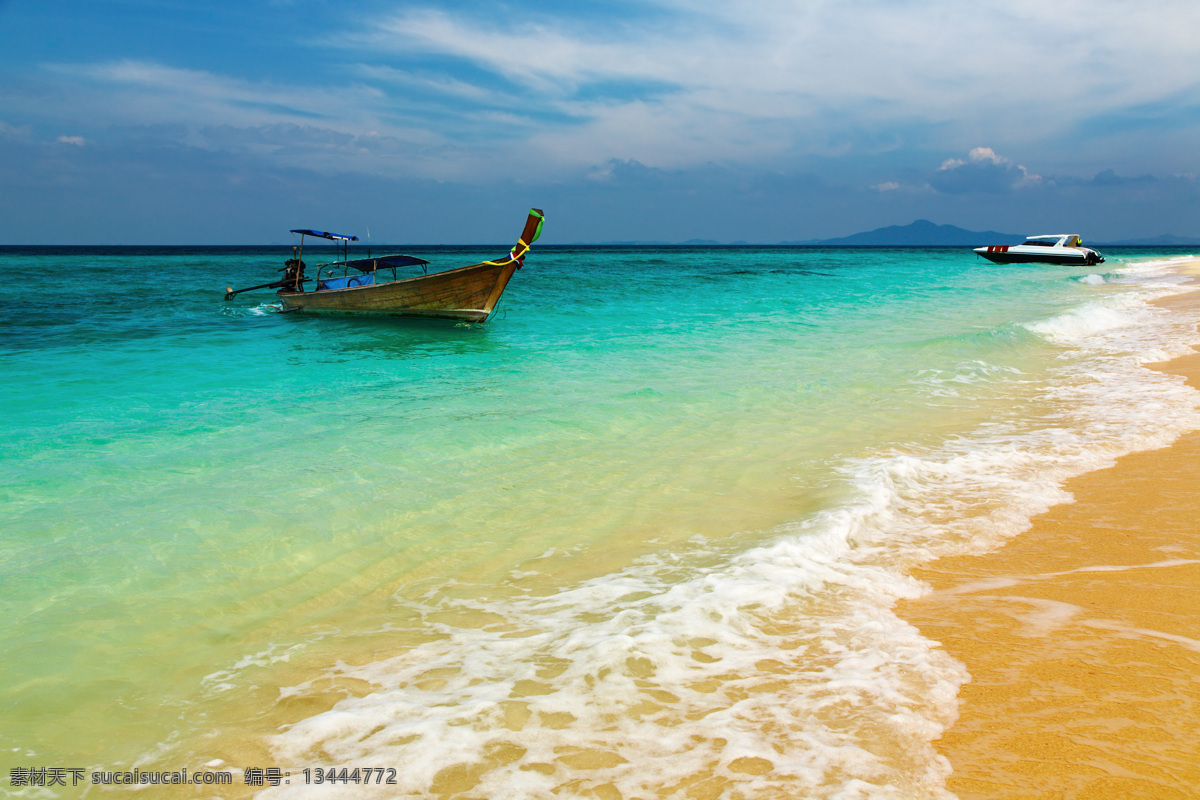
[2,0,1198,243]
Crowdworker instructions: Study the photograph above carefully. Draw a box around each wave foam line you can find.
[254,260,1200,800]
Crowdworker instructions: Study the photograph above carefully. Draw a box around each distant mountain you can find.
[787,219,1021,246]
[584,223,1200,247]
[594,240,673,245]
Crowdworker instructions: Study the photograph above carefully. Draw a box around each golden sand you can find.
[899,281,1200,799]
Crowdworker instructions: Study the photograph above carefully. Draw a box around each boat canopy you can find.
[371,255,429,268]
[344,255,430,273]
[1021,235,1069,246]
[290,229,359,242]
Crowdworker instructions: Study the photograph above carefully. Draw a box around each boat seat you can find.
[316,273,375,291]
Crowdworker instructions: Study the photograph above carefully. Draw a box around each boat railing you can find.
[316,259,400,282]
[314,256,432,286]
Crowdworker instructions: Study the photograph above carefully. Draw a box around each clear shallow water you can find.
[2,245,1199,798]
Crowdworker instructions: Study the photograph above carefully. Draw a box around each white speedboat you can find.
[974,234,1104,266]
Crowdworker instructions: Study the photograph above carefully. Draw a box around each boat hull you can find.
[278,259,520,322]
[974,246,1103,266]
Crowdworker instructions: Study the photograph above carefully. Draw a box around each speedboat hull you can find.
[974,245,1104,266]
[974,233,1104,266]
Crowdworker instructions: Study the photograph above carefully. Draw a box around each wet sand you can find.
[900,280,1200,799]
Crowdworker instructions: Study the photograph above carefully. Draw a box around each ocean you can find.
[2,244,1198,798]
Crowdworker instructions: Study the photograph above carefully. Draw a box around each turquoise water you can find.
[3,245,1199,798]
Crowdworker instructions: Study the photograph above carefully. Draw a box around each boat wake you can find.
[219,302,285,317]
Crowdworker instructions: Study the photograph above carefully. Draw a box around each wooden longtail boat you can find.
[224,208,544,322]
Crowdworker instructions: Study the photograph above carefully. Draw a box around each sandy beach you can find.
[900,276,1200,799]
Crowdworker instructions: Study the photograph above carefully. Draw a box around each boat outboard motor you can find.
[280,257,307,292]
[223,250,309,300]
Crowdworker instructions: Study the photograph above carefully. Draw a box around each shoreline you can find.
[189,257,1200,799]
[898,276,1200,798]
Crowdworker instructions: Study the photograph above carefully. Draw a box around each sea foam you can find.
[250,258,1200,799]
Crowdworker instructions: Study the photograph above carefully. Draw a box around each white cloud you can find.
[47,60,374,131]
[0,119,32,140]
[939,147,1008,171]
[10,0,1200,182]
[931,146,1042,193]
[56,135,85,145]
[332,0,1200,175]
[18,60,480,178]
